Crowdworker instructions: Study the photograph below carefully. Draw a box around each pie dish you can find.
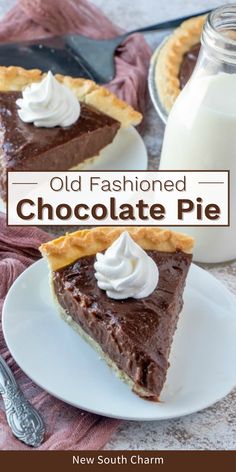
[0,66,142,201]
[155,15,206,113]
[40,227,194,401]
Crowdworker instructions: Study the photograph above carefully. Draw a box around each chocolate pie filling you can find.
[53,250,192,399]
[0,91,120,200]
[179,43,200,89]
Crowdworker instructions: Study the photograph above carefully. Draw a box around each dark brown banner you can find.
[0,451,235,472]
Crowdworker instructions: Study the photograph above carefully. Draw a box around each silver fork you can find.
[0,355,45,447]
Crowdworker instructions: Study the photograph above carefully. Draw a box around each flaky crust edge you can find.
[155,15,206,113]
[40,227,194,271]
[0,66,142,127]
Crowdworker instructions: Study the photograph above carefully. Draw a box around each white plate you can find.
[0,126,148,213]
[3,259,236,421]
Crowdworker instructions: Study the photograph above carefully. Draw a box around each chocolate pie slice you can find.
[0,67,142,201]
[155,15,205,114]
[40,227,194,401]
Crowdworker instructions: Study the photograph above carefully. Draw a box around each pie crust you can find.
[40,226,194,271]
[155,15,206,113]
[0,66,142,127]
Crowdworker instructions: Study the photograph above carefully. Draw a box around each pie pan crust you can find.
[40,226,194,271]
[0,66,142,127]
[155,15,206,113]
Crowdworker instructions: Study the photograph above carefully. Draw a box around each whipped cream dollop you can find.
[94,231,159,300]
[16,71,80,127]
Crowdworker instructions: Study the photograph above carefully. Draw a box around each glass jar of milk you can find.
[160,5,236,263]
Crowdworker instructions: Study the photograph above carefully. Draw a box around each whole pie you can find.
[40,227,194,401]
[0,66,142,201]
[155,15,206,113]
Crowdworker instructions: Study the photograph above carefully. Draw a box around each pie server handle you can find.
[0,355,45,447]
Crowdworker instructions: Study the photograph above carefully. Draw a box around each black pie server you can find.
[0,10,210,83]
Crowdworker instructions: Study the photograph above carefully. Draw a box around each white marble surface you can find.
[1,0,236,451]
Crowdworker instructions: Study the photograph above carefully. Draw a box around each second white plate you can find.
[2,259,236,421]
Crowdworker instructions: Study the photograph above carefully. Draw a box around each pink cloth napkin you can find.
[0,0,151,114]
[0,214,120,450]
